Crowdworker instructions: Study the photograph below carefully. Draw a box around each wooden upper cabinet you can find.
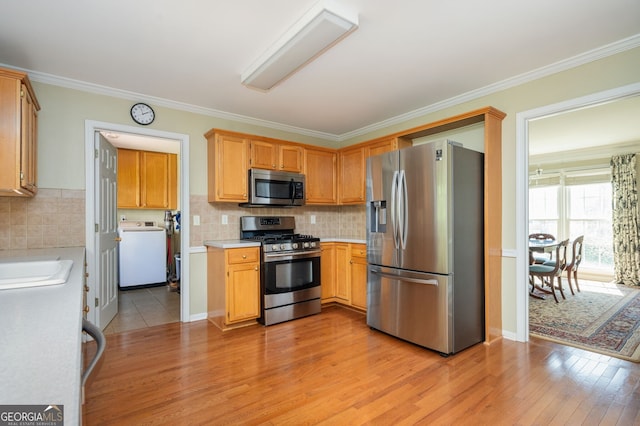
[250,140,277,170]
[117,149,140,208]
[338,145,366,204]
[367,136,412,158]
[0,67,40,197]
[207,130,249,202]
[117,148,177,209]
[337,136,412,205]
[278,144,303,172]
[250,140,303,173]
[141,151,177,209]
[304,147,337,204]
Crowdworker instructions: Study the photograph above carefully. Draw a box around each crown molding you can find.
[341,33,640,141]
[4,33,639,143]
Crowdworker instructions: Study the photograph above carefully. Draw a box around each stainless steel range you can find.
[240,216,321,326]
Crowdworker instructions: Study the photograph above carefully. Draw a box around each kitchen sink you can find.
[0,257,74,290]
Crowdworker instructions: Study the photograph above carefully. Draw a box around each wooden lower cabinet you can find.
[320,242,336,302]
[334,243,350,303]
[349,244,367,310]
[207,246,260,330]
[321,242,367,311]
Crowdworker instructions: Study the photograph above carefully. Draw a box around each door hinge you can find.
[95,223,99,232]
[95,149,99,159]
[95,297,99,307]
[20,89,24,98]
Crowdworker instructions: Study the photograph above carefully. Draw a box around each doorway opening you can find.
[515,82,640,342]
[84,120,190,332]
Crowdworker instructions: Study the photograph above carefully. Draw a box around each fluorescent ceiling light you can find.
[241,0,358,91]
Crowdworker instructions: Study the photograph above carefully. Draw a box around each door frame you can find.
[84,120,191,326]
[514,82,640,342]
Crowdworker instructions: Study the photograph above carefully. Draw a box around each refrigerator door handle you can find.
[391,170,399,248]
[370,269,439,286]
[399,170,408,249]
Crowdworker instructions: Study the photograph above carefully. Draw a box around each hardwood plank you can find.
[83,306,640,425]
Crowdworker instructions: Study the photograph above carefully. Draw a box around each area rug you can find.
[529,280,640,362]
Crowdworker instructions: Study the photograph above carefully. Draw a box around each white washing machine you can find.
[118,221,167,288]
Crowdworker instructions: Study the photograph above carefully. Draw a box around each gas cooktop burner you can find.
[240,216,319,254]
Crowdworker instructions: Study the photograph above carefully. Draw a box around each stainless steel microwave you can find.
[244,169,306,207]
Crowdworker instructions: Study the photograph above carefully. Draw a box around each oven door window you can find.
[264,256,320,294]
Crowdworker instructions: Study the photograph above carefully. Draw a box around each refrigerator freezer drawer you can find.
[367,265,451,354]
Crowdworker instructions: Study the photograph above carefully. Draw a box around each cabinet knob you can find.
[350,260,353,264]
[254,266,259,271]
[84,285,90,292]
[242,254,247,259]
[84,306,90,313]
[115,237,122,242]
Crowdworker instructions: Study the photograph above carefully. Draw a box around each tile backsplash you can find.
[0,191,366,251]
[0,189,85,250]
[190,195,366,246]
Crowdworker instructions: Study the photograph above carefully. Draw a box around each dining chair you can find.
[565,235,584,294]
[529,239,569,303]
[529,233,556,264]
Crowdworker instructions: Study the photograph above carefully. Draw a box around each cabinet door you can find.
[279,144,303,173]
[251,140,277,170]
[350,245,368,310]
[226,262,260,324]
[210,133,249,202]
[367,137,412,158]
[141,151,176,209]
[339,146,366,204]
[320,243,336,301]
[117,149,141,208]
[304,148,337,204]
[20,84,37,194]
[335,243,350,302]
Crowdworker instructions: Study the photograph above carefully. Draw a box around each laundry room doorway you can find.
[84,120,190,332]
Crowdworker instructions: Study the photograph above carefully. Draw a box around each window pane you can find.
[568,183,613,270]
[529,186,558,236]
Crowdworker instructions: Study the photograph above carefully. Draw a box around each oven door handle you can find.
[264,249,321,261]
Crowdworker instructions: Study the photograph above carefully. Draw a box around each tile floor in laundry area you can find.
[103,285,180,335]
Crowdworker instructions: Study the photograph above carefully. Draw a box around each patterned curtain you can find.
[611,153,640,286]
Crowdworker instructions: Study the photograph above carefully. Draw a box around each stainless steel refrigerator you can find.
[366,139,484,355]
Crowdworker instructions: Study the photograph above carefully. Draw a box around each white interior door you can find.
[95,132,119,329]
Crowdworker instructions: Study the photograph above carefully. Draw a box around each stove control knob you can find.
[309,242,316,248]
[292,243,299,249]
[272,244,279,251]
[303,242,310,248]
[280,244,286,250]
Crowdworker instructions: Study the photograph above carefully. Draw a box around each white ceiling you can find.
[1,1,639,152]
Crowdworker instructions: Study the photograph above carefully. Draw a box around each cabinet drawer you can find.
[351,245,366,258]
[227,247,260,264]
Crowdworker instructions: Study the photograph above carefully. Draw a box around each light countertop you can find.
[320,238,366,244]
[0,247,85,425]
[204,240,261,249]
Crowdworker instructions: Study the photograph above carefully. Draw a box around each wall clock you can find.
[130,103,155,125]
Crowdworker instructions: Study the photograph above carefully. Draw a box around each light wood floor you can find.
[83,306,640,425]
